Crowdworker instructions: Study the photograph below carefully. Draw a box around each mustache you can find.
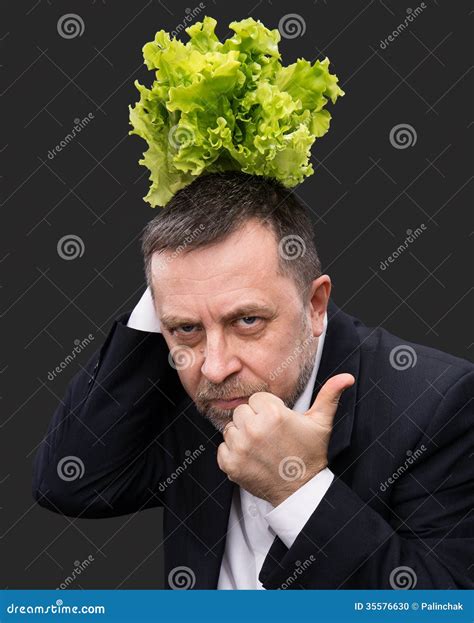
[195,378,270,404]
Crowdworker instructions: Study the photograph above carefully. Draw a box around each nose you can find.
[200,332,242,384]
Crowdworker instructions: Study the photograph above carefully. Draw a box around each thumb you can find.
[305,373,355,427]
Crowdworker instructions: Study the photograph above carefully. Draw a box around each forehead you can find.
[151,219,291,308]
[153,220,276,288]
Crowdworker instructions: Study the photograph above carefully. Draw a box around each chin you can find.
[202,407,234,433]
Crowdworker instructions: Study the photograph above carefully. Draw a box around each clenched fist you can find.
[217,373,355,507]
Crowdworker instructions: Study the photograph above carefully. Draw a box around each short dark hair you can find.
[141,172,322,303]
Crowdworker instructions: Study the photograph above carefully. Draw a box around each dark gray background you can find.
[1,0,472,589]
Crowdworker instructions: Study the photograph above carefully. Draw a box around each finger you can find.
[232,403,255,429]
[223,420,235,435]
[306,373,355,426]
[248,391,285,414]
[217,441,231,473]
[222,422,239,449]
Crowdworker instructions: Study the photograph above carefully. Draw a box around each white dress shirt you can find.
[127,288,334,589]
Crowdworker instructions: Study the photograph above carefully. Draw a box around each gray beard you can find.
[194,328,318,433]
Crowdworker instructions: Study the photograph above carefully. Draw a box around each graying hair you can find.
[141,172,322,303]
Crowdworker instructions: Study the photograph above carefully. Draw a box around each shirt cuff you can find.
[264,468,334,549]
[127,287,162,333]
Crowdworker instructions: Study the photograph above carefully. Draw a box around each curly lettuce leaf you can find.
[129,15,344,207]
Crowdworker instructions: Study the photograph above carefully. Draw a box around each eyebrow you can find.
[160,304,277,330]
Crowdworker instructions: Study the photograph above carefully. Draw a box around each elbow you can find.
[31,456,90,518]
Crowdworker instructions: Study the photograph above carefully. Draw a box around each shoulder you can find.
[356,317,473,382]
[343,307,473,439]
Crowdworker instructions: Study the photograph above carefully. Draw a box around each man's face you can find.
[151,219,330,432]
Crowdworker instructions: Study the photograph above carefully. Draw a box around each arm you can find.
[32,291,182,518]
[259,370,474,589]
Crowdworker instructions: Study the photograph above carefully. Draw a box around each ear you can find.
[307,275,332,337]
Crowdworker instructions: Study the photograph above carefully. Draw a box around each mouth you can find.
[210,396,248,409]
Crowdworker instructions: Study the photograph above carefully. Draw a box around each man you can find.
[32,172,474,589]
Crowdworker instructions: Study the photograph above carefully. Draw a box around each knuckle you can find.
[234,435,250,456]
[269,406,284,424]
[216,445,225,469]
[248,391,268,409]
[233,405,246,419]
[226,458,239,480]
[245,422,263,442]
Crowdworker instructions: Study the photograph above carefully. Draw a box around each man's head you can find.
[141,172,331,432]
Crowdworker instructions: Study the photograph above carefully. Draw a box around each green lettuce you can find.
[129,16,344,207]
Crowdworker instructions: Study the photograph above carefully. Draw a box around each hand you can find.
[217,373,355,506]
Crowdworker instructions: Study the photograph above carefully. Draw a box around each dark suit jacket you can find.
[32,299,474,589]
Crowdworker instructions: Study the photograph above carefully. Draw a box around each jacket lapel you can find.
[312,298,361,463]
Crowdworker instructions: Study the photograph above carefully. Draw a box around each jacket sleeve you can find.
[259,370,474,589]
[32,313,183,518]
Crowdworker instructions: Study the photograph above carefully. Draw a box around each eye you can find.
[237,316,260,326]
[173,324,198,335]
